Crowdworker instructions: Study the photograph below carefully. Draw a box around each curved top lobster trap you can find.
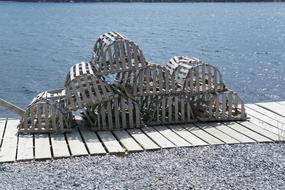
[91,32,148,75]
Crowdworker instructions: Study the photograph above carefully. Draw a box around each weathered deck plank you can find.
[0,119,6,142]
[50,133,70,158]
[34,134,52,160]
[65,128,88,156]
[113,130,143,152]
[127,129,160,150]
[257,102,285,118]
[224,122,271,142]
[0,119,19,162]
[97,131,125,153]
[183,124,224,145]
[154,126,191,147]
[168,125,208,146]
[238,121,280,141]
[245,106,283,135]
[79,129,106,155]
[247,104,285,123]
[196,123,240,144]
[141,126,176,148]
[17,134,34,161]
[210,123,255,143]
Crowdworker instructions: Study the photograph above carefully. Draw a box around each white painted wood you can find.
[168,125,208,146]
[277,101,285,107]
[246,104,285,124]
[209,123,255,143]
[17,134,34,161]
[97,131,125,153]
[113,130,143,152]
[154,126,191,147]
[65,129,88,156]
[246,106,284,131]
[224,122,271,142]
[0,119,6,141]
[127,129,160,150]
[248,116,282,136]
[141,127,176,148]
[238,121,280,141]
[196,123,240,144]
[34,134,51,160]
[50,134,70,158]
[0,119,19,162]
[183,124,224,145]
[256,102,285,118]
[80,129,106,155]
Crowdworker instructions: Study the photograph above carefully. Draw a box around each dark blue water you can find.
[0,2,285,117]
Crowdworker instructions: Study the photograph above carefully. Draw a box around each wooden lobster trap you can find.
[83,96,144,131]
[18,89,72,134]
[91,32,148,76]
[64,62,118,111]
[192,90,246,121]
[138,94,196,126]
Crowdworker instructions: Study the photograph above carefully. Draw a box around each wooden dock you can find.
[0,101,284,163]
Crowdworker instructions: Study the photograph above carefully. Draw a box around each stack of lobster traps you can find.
[17,31,247,133]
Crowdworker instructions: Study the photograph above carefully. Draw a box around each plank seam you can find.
[211,125,243,143]
[48,133,54,159]
[110,131,127,153]
[194,124,227,144]
[181,125,210,145]
[256,104,285,119]
[140,128,162,149]
[77,128,91,155]
[33,134,35,160]
[238,122,275,141]
[125,129,145,150]
[153,126,180,147]
[167,126,194,146]
[15,132,20,162]
[0,118,7,149]
[95,131,110,153]
[223,123,258,142]
[63,133,72,157]
[246,106,285,124]
[247,112,284,132]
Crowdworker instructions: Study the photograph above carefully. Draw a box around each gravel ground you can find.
[0,143,284,190]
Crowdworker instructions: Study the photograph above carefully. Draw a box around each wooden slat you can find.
[256,102,285,118]
[113,130,143,152]
[50,133,70,158]
[196,123,240,144]
[248,115,282,136]
[183,124,224,145]
[17,134,34,161]
[141,126,176,148]
[246,104,285,124]
[97,131,125,153]
[246,106,284,130]
[34,134,52,160]
[65,128,88,156]
[0,119,19,162]
[127,128,160,150]
[277,101,285,107]
[238,121,280,141]
[168,125,208,146]
[0,119,6,142]
[80,129,106,155]
[224,122,271,142]
[154,126,191,147]
[209,123,255,143]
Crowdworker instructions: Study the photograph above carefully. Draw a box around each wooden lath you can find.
[91,32,148,75]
